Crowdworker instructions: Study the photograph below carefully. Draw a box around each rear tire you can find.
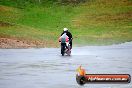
[67,44,71,56]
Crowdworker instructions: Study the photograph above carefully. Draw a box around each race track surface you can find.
[0,42,132,88]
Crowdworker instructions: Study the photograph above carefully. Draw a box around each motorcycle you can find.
[59,37,72,56]
[59,33,72,56]
[61,40,71,56]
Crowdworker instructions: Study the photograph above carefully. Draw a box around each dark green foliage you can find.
[0,0,35,8]
[0,0,86,8]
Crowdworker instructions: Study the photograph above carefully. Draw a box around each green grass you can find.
[0,0,132,47]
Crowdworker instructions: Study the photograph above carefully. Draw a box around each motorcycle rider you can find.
[61,28,73,49]
[59,33,69,44]
[59,33,69,55]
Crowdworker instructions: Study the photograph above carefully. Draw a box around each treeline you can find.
[0,0,86,8]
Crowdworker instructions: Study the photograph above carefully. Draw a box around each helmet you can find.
[63,28,68,31]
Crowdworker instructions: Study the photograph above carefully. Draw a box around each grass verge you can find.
[0,0,132,48]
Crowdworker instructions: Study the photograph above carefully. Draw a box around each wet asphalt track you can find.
[0,42,132,88]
